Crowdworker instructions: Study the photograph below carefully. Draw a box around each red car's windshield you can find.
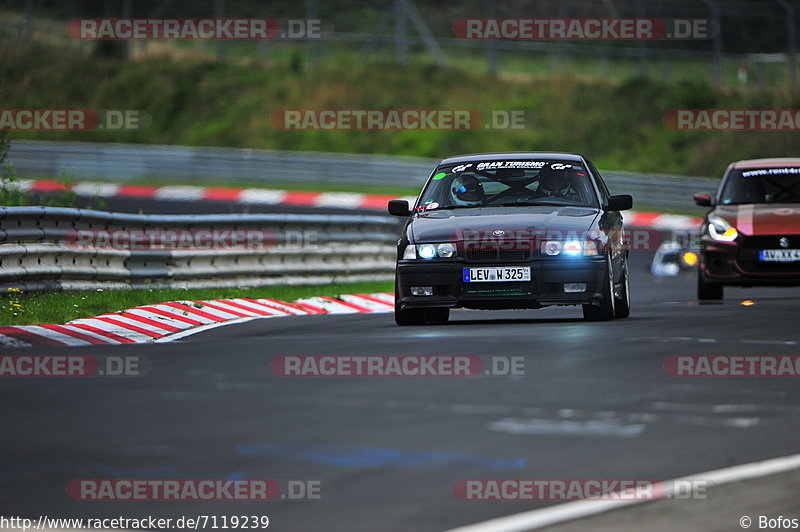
[720,167,800,204]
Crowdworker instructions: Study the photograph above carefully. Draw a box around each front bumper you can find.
[396,257,608,310]
[701,236,800,286]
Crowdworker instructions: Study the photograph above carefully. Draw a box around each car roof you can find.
[731,157,800,168]
[438,152,586,165]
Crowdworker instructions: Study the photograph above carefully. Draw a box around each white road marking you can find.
[445,453,800,532]
[488,417,647,438]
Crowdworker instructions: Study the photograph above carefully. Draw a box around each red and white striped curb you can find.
[0,293,394,348]
[624,211,701,231]
[18,179,702,230]
[18,179,414,212]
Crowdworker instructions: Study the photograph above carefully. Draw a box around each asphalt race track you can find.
[2,200,800,531]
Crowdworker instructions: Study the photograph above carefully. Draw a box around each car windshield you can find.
[416,159,599,211]
[719,167,800,204]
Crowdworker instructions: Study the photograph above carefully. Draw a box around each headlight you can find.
[563,240,582,256]
[541,240,598,256]
[403,243,457,259]
[707,216,738,242]
[418,244,437,259]
[436,243,456,258]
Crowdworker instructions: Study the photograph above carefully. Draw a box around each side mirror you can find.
[388,199,411,216]
[606,194,633,211]
[693,193,712,207]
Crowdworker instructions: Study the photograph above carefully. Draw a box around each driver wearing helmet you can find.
[535,166,579,200]
[451,175,485,206]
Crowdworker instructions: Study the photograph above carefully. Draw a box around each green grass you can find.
[125,176,422,196]
[3,42,800,178]
[0,281,393,327]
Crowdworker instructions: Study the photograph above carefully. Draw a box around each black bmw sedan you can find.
[388,152,633,325]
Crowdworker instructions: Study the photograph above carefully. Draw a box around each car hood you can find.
[409,206,601,242]
[712,204,800,236]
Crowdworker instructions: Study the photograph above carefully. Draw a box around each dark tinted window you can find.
[720,167,800,204]
[417,160,599,211]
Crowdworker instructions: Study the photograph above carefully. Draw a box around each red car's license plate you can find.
[759,249,800,262]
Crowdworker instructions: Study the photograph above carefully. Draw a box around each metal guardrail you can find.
[6,140,439,186]
[0,207,399,291]
[6,141,718,212]
[600,170,718,211]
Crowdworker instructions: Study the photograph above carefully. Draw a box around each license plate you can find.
[759,249,800,262]
[463,267,531,282]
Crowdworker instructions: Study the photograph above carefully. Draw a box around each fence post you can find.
[702,0,723,87]
[307,0,319,63]
[485,0,497,76]
[558,0,570,72]
[395,0,408,64]
[24,0,33,40]
[215,0,226,61]
[777,0,797,93]
[123,0,133,58]
[635,0,648,77]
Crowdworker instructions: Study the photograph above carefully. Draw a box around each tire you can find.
[613,261,631,319]
[426,308,450,324]
[394,306,449,325]
[394,306,427,326]
[583,260,616,321]
[394,278,430,326]
[697,266,723,300]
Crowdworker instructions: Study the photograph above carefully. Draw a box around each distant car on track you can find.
[388,152,633,325]
[695,157,800,300]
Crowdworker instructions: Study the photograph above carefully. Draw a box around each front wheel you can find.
[583,260,616,321]
[394,306,427,325]
[426,308,450,323]
[394,306,449,325]
[613,262,631,319]
[394,279,449,325]
[697,266,723,300]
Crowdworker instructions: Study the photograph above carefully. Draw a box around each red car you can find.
[695,157,800,300]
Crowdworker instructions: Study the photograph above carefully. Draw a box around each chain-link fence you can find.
[0,0,797,90]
